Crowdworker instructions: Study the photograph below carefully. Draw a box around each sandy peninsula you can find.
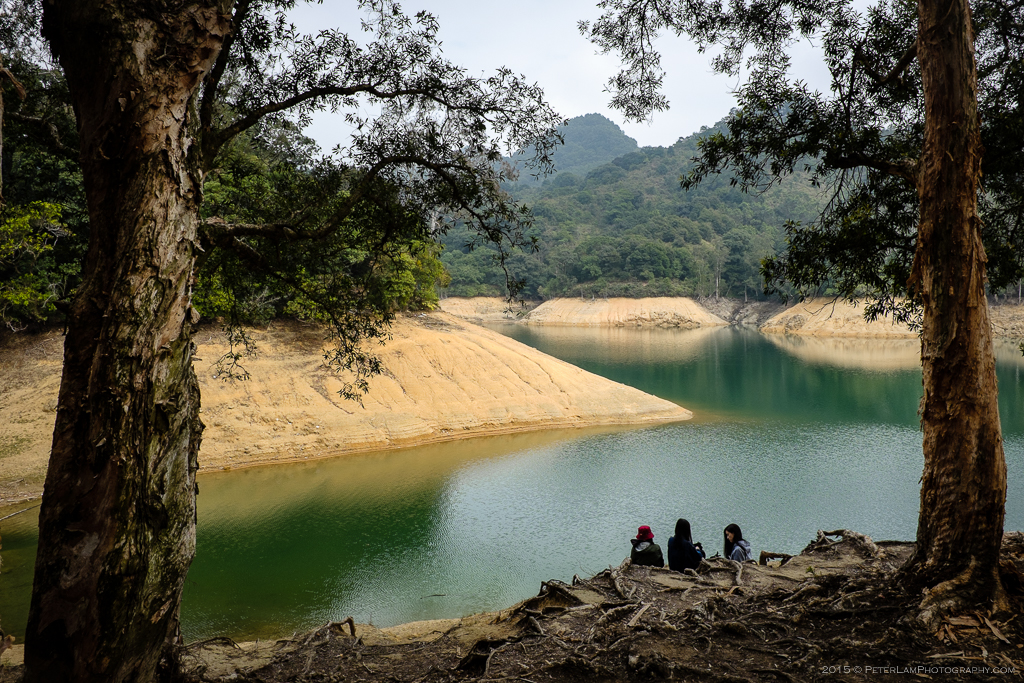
[0,313,690,505]
[440,296,727,327]
[759,297,918,338]
[435,296,539,322]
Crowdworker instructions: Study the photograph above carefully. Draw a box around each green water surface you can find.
[2,326,1022,642]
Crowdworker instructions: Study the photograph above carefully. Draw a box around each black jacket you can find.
[667,535,703,572]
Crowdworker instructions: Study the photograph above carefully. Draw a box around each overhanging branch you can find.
[855,40,918,86]
[5,111,76,157]
[199,0,253,137]
[204,82,514,168]
[829,151,919,186]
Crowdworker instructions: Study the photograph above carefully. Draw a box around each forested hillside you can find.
[514,112,640,184]
[440,114,823,300]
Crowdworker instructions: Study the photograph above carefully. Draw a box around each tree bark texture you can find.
[906,0,1008,614]
[25,2,230,681]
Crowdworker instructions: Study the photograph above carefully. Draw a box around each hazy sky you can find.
[290,1,832,150]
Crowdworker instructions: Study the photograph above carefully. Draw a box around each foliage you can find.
[2,0,561,387]
[0,201,66,328]
[0,8,85,332]
[582,0,1024,320]
[197,128,448,329]
[440,114,821,300]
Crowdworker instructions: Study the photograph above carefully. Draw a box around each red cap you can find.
[636,525,654,541]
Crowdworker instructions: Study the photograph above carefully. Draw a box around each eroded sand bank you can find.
[760,297,918,338]
[441,297,729,327]
[0,313,690,504]
[436,297,539,322]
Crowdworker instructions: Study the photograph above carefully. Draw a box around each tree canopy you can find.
[584,0,1016,619]
[8,1,562,680]
[584,0,1023,322]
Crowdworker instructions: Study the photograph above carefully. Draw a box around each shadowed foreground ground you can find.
[24,530,1009,683]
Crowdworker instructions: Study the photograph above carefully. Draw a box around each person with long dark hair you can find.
[667,518,705,572]
[723,523,753,562]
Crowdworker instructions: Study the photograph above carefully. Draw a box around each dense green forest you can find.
[0,61,449,333]
[0,92,861,334]
[440,113,824,300]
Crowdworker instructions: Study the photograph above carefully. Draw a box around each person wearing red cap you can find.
[629,525,665,567]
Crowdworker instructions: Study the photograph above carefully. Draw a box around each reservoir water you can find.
[1,325,1022,641]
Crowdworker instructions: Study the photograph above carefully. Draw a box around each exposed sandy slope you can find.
[0,313,690,505]
[443,295,1024,337]
[760,297,918,338]
[0,331,63,505]
[522,297,728,327]
[436,297,538,322]
[990,304,1024,339]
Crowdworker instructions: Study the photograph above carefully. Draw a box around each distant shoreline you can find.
[440,295,1024,340]
[6,296,1024,507]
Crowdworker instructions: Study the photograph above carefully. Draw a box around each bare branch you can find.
[0,64,27,100]
[5,111,76,156]
[205,83,522,167]
[855,40,918,86]
[199,0,253,139]
[829,151,919,185]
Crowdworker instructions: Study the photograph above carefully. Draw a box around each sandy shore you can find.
[8,295,1024,505]
[759,297,918,337]
[435,297,539,322]
[442,295,1024,339]
[0,313,690,505]
[440,296,727,327]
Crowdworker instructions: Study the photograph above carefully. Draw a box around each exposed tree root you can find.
[36,531,1016,683]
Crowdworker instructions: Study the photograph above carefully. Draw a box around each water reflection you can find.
[184,416,930,640]
[491,325,925,426]
[183,427,639,640]
[994,339,1024,367]
[0,503,39,646]
[483,323,722,366]
[762,334,921,371]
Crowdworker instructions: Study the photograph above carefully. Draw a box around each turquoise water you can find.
[1,326,1021,642]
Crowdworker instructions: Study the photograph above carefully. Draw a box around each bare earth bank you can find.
[0,313,690,505]
[760,298,918,338]
[441,295,1024,339]
[440,296,728,327]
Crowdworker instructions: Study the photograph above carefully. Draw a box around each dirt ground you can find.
[97,530,1023,683]
[3,532,1023,681]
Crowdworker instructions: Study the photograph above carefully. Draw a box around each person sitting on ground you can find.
[724,523,753,562]
[667,518,706,572]
[630,525,664,567]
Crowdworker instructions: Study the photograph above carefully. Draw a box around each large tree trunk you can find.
[905,0,1009,619]
[24,3,230,681]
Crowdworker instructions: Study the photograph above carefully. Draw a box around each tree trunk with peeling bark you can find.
[905,0,1008,616]
[24,2,230,681]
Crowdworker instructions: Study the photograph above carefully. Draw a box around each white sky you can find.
[290,1,833,150]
